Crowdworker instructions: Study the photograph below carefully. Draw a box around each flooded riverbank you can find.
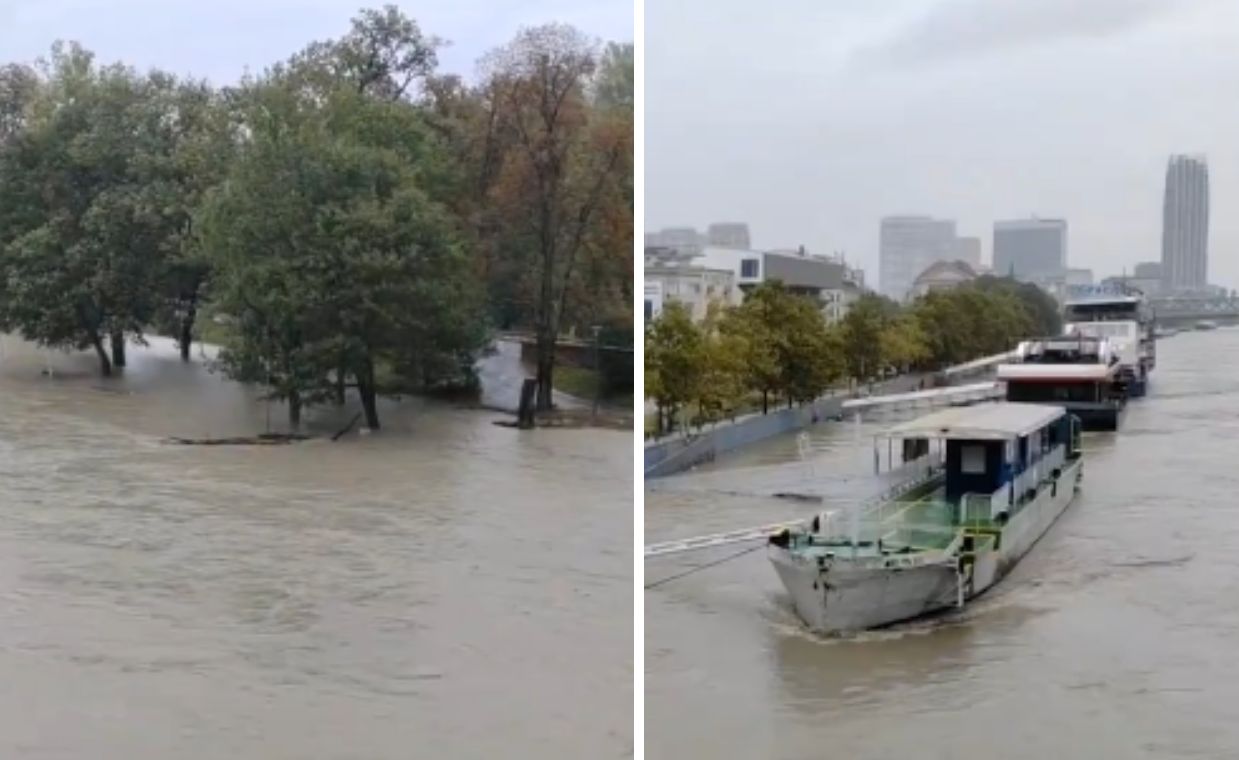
[0,336,632,759]
[647,328,1239,759]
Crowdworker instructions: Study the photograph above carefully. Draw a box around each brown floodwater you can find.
[647,327,1239,759]
[0,335,632,759]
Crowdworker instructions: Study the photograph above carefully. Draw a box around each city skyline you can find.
[647,0,1239,290]
[649,195,1214,290]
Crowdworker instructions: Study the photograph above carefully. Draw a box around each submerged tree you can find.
[0,45,191,374]
[201,61,486,429]
[481,24,629,411]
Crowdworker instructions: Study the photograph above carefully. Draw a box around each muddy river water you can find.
[647,327,1239,759]
[0,336,632,759]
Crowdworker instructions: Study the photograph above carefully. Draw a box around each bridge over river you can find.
[1149,294,1239,327]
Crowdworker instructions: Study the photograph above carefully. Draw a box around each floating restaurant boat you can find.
[768,403,1082,634]
[1062,292,1155,397]
[997,335,1126,431]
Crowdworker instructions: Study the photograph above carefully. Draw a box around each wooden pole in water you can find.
[850,501,859,559]
[517,378,537,429]
[265,365,272,434]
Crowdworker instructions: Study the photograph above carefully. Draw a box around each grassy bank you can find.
[554,365,633,409]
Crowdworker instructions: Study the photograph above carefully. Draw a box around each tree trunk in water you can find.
[110,332,126,368]
[358,356,380,430]
[91,334,112,377]
[762,390,769,415]
[288,391,302,429]
[534,331,555,411]
[178,302,196,362]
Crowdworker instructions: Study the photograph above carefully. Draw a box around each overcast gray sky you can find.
[647,0,1239,289]
[0,0,631,84]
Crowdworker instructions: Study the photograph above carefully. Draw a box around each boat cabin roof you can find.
[997,364,1114,382]
[1064,295,1140,307]
[880,402,1065,442]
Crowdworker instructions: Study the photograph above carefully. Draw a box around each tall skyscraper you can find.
[1161,154,1209,292]
[878,216,957,299]
[706,222,751,249]
[993,218,1067,282]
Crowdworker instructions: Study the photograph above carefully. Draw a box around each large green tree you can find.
[645,302,703,436]
[0,45,191,374]
[840,293,899,385]
[721,282,841,412]
[201,68,485,430]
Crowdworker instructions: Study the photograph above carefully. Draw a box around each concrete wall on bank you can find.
[644,373,930,479]
[643,396,844,478]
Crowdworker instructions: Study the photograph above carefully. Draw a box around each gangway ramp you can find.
[842,381,1002,413]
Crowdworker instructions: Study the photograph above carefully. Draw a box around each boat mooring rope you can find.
[644,543,766,590]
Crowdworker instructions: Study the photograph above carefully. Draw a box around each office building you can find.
[993,218,1067,282]
[1161,154,1209,292]
[705,222,751,249]
[879,216,957,300]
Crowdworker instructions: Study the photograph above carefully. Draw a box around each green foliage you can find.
[910,284,1036,367]
[645,277,1060,436]
[200,73,487,428]
[645,302,704,435]
[594,42,634,109]
[647,282,844,433]
[840,294,896,383]
[0,7,632,432]
[972,275,1063,336]
[879,315,931,372]
[0,45,190,372]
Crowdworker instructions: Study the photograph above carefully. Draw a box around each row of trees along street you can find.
[644,277,1062,437]
[0,6,633,430]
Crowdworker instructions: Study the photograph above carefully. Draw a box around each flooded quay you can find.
[0,336,632,759]
[647,327,1239,760]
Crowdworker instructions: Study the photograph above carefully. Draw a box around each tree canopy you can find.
[645,277,1063,438]
[0,7,633,431]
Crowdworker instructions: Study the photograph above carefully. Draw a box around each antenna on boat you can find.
[796,431,814,479]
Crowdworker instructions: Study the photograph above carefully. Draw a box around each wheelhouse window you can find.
[961,445,986,474]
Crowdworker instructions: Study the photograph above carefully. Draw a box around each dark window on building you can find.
[644,300,653,320]
[740,259,760,278]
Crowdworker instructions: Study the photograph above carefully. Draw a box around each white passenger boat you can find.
[1062,293,1154,397]
[768,403,1082,634]
[999,335,1126,431]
